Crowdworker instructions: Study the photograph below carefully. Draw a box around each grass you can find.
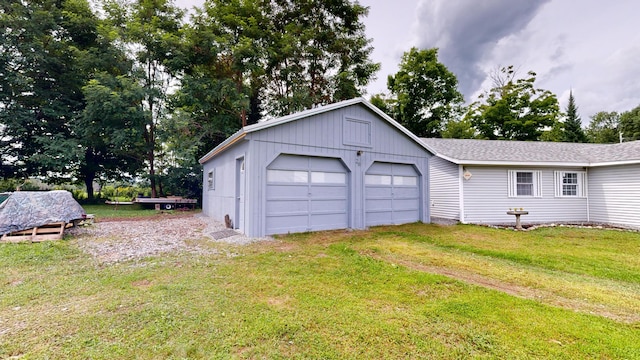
[1,223,640,358]
[81,204,199,220]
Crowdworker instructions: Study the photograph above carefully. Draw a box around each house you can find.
[422,138,640,229]
[199,98,434,237]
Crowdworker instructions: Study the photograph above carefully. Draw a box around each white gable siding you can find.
[429,157,460,220]
[588,164,640,229]
[462,166,588,225]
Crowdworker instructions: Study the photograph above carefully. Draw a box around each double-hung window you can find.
[554,171,587,197]
[508,170,542,197]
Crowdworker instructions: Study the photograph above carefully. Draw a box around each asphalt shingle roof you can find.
[420,138,640,166]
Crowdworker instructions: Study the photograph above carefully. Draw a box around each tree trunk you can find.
[83,148,96,200]
[84,172,95,200]
[149,149,157,198]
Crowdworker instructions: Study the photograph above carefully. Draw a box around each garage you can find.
[265,154,349,235]
[365,162,420,226]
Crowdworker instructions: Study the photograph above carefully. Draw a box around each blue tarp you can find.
[0,191,86,236]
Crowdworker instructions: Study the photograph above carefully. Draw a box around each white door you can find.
[235,158,245,230]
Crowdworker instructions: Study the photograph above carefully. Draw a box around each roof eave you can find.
[589,159,640,167]
[437,155,591,167]
[198,130,246,164]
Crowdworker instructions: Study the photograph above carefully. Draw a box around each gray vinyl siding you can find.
[202,141,250,232]
[429,157,460,220]
[462,166,588,225]
[247,104,430,236]
[200,103,432,237]
[588,164,640,229]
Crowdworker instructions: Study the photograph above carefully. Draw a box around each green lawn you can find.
[81,204,199,220]
[1,223,639,358]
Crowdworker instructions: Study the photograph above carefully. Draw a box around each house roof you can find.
[420,138,640,167]
[199,97,435,164]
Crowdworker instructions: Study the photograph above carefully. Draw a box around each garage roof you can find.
[199,98,436,164]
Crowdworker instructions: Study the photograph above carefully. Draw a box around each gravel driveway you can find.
[70,214,271,263]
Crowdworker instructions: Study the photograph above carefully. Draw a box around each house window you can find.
[554,171,587,197]
[508,170,542,197]
[207,170,215,190]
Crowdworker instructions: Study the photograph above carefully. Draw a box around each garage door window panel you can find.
[365,174,392,185]
[311,171,346,184]
[267,169,308,183]
[393,175,417,186]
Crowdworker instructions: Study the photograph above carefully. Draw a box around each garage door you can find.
[265,155,349,235]
[365,162,420,226]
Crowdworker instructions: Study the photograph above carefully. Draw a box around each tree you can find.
[466,66,560,141]
[0,0,131,194]
[441,119,476,139]
[586,111,620,143]
[620,104,640,141]
[189,0,379,122]
[0,0,84,177]
[382,48,463,137]
[78,73,147,198]
[563,90,587,142]
[106,0,185,197]
[265,0,379,116]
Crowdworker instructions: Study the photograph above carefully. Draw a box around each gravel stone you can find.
[69,213,271,263]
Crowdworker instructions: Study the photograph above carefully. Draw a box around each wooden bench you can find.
[1,222,66,243]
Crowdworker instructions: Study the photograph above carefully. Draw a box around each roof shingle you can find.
[420,138,640,166]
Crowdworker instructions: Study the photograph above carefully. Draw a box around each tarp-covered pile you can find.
[0,191,86,236]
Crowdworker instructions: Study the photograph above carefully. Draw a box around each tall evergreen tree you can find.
[563,90,587,142]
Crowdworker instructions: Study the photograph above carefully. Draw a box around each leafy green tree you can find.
[105,0,185,197]
[586,111,620,143]
[441,119,476,139]
[189,0,379,122]
[466,66,560,141]
[563,90,587,142]
[0,0,131,195]
[620,104,640,141]
[78,73,147,198]
[384,48,464,137]
[0,0,83,176]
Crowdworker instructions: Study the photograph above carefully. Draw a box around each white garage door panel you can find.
[365,162,420,226]
[266,155,349,235]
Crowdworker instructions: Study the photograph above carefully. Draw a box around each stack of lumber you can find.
[1,222,66,243]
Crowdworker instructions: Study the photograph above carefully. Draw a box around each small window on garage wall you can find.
[554,171,587,197]
[207,169,215,190]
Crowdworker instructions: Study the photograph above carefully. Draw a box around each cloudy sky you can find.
[175,0,640,124]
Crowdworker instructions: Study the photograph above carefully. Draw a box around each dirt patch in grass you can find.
[365,252,640,323]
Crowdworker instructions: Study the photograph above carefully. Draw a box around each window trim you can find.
[508,170,542,198]
[554,171,587,197]
[207,169,215,190]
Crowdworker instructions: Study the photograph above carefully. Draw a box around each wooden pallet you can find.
[1,222,66,243]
